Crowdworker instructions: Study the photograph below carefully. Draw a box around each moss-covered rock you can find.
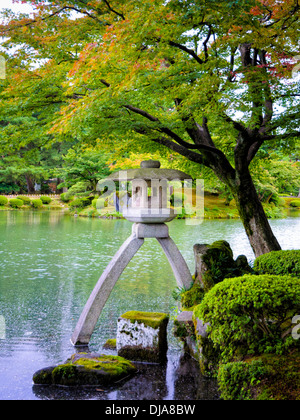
[119,311,169,329]
[173,311,199,358]
[117,311,169,363]
[33,353,137,386]
[103,338,117,350]
[194,240,253,292]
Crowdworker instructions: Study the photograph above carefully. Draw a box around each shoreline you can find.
[0,193,299,220]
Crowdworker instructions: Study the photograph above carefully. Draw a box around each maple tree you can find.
[0,0,299,256]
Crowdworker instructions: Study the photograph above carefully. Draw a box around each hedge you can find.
[0,196,8,206]
[31,199,43,208]
[254,250,300,277]
[17,196,31,205]
[40,196,52,204]
[60,193,71,203]
[289,199,300,208]
[9,198,24,208]
[69,198,85,209]
[194,274,300,363]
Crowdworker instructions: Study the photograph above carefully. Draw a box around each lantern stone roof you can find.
[107,160,192,181]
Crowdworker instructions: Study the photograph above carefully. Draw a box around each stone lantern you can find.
[71,160,194,346]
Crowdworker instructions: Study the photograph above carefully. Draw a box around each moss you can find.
[174,314,196,343]
[217,360,267,400]
[103,338,117,350]
[217,352,300,400]
[33,353,137,386]
[255,353,300,400]
[32,366,57,385]
[120,311,169,329]
[200,240,252,292]
[192,314,220,377]
[52,364,78,386]
[208,240,233,258]
[118,345,167,363]
[180,282,205,310]
[73,355,134,376]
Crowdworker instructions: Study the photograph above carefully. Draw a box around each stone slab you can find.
[176,311,194,322]
[132,222,169,238]
[117,311,169,363]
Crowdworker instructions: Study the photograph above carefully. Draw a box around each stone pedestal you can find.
[117,311,169,363]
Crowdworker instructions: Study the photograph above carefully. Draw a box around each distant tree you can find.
[56,148,111,192]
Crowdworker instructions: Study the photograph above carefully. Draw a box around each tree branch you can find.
[100,79,111,88]
[124,104,231,163]
[133,127,205,165]
[203,27,212,62]
[262,131,300,141]
[124,105,159,122]
[168,41,204,65]
[0,6,105,33]
[259,50,273,134]
[102,0,125,20]
[223,113,249,137]
[174,98,216,147]
[247,138,265,165]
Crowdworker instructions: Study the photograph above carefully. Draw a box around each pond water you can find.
[0,211,299,400]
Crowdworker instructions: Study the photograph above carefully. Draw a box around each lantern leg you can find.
[157,237,193,290]
[71,233,144,346]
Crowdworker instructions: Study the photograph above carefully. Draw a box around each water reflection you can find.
[0,211,299,400]
[31,352,219,401]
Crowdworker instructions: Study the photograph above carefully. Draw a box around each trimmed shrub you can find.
[0,196,8,206]
[254,250,300,277]
[40,196,52,204]
[92,198,98,209]
[31,199,43,208]
[69,197,91,209]
[195,240,253,292]
[289,199,300,208]
[60,193,70,203]
[80,197,91,207]
[69,198,84,209]
[64,181,89,201]
[194,274,300,363]
[9,198,24,208]
[17,196,31,205]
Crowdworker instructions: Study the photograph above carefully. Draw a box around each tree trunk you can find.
[56,178,63,194]
[230,169,281,257]
[25,174,35,194]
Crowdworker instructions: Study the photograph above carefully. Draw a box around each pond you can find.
[0,211,299,400]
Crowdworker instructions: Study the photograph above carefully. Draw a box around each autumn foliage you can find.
[0,0,299,255]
